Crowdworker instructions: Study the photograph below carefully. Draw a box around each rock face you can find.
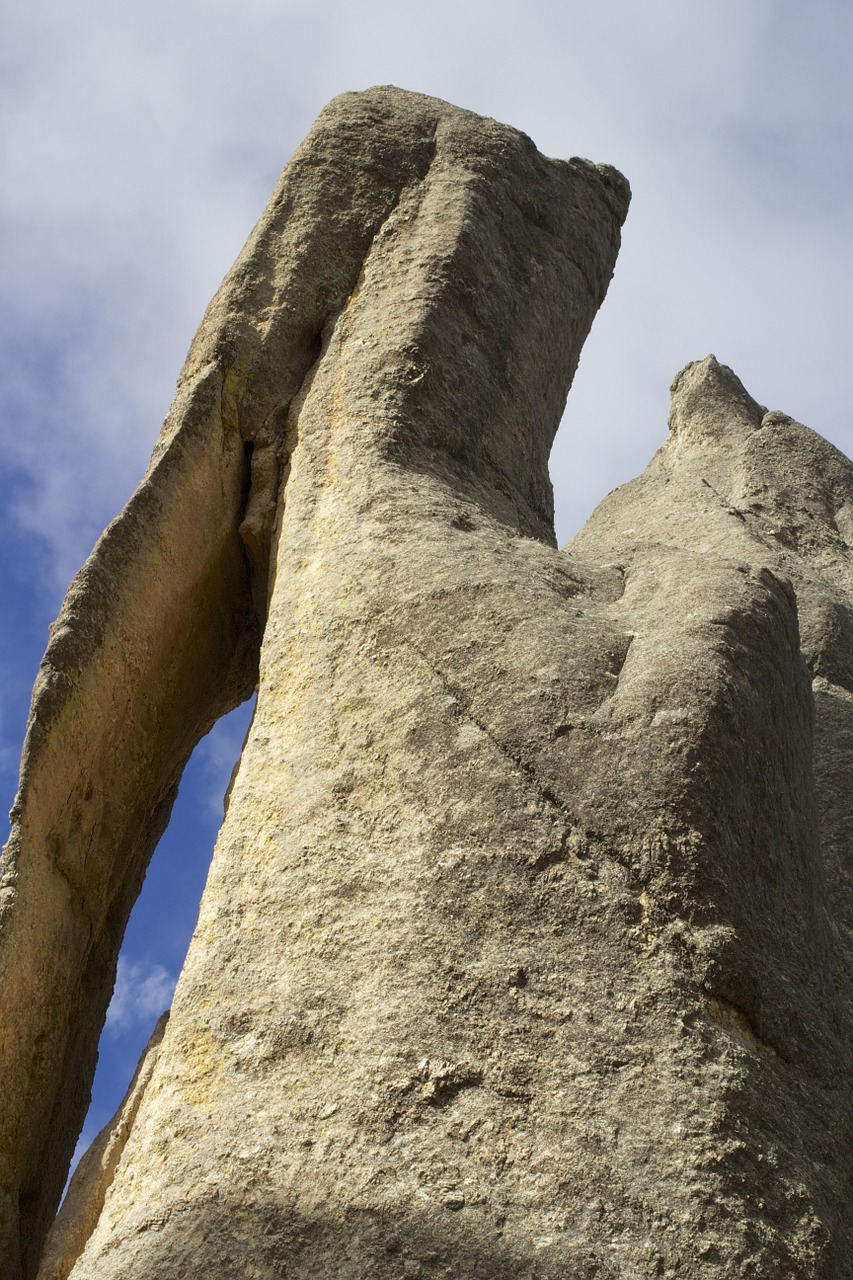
[0,86,628,1280]
[1,86,851,1279]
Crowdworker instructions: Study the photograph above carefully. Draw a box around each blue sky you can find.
[2,0,852,1169]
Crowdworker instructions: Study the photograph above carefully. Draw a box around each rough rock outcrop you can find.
[2,85,852,1279]
[0,87,628,1279]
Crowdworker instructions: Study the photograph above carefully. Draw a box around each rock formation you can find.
[1,86,851,1279]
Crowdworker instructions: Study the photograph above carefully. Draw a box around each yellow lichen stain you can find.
[182,1027,231,1106]
[638,889,655,945]
[704,993,777,1060]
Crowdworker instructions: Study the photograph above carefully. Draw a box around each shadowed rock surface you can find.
[1,86,851,1279]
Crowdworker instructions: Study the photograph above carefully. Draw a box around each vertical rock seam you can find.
[0,88,629,1280]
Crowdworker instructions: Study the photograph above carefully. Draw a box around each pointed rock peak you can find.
[760,408,796,430]
[565,156,631,222]
[667,354,766,446]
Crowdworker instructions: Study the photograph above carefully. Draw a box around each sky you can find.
[2,0,852,1170]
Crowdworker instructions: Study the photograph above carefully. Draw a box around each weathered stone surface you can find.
[0,87,628,1279]
[3,85,852,1280]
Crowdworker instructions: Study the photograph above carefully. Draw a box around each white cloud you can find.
[0,0,852,566]
[104,956,176,1036]
[196,698,256,821]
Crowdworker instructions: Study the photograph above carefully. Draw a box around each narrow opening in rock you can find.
[65,695,256,1182]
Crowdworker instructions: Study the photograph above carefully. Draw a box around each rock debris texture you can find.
[1,86,851,1279]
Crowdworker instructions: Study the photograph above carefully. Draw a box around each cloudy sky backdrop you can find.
[2,0,851,1168]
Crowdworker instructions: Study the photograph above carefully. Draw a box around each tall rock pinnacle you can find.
[1,88,850,1279]
[0,87,629,1280]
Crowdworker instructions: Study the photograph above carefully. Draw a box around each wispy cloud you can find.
[2,1,852,576]
[104,957,176,1036]
[195,698,256,822]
